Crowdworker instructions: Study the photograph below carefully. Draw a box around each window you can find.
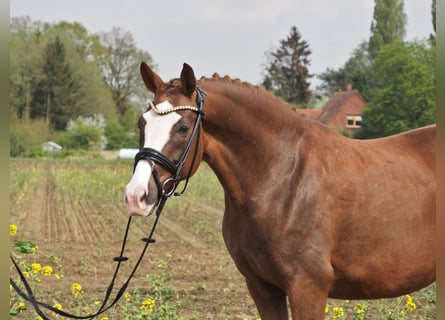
[347,115,362,128]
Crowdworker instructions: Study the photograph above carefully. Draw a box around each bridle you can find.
[9,86,206,319]
[134,85,206,200]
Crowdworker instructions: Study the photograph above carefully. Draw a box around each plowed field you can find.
[10,158,436,319]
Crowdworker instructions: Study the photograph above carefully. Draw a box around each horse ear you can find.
[180,63,196,97]
[140,62,164,93]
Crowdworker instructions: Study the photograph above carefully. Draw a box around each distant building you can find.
[41,141,62,153]
[296,84,366,137]
[118,148,139,159]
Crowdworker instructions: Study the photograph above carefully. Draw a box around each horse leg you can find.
[245,278,288,320]
[287,271,333,320]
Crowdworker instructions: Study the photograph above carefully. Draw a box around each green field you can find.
[10,158,436,319]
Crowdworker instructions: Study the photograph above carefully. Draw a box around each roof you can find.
[317,88,366,124]
[42,141,62,149]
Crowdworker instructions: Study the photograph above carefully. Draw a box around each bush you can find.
[104,123,138,150]
[54,124,103,150]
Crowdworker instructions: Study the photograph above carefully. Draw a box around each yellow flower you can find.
[71,283,82,298]
[332,306,345,319]
[10,224,17,236]
[325,304,330,314]
[41,265,53,277]
[31,263,42,274]
[100,317,109,320]
[140,298,155,312]
[405,294,416,312]
[353,303,366,320]
[53,303,63,310]
[23,271,29,278]
[124,292,132,302]
[54,273,61,280]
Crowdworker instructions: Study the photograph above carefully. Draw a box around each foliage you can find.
[104,122,138,150]
[9,17,154,155]
[319,0,408,102]
[262,26,313,106]
[55,115,106,150]
[10,114,51,157]
[317,41,372,100]
[357,40,435,138]
[10,18,118,126]
[430,0,436,43]
[368,0,407,60]
[30,35,78,130]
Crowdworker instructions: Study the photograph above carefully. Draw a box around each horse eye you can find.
[178,125,189,135]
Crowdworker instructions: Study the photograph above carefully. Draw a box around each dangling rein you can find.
[10,86,206,319]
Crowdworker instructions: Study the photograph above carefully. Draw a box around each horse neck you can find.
[199,79,311,202]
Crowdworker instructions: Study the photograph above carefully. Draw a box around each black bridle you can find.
[9,86,205,319]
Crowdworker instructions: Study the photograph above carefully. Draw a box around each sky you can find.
[10,0,433,89]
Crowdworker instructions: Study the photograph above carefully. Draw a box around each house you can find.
[41,141,62,153]
[297,84,366,137]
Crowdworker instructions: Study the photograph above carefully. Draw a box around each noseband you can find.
[133,86,206,201]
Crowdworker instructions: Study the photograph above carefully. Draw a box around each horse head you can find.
[125,62,205,216]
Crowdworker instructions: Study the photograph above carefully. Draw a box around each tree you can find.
[368,0,407,60]
[9,17,46,120]
[430,0,436,43]
[41,21,118,123]
[262,26,312,106]
[98,27,154,117]
[317,41,372,100]
[31,36,78,130]
[357,40,435,138]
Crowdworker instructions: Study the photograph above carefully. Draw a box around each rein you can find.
[10,86,206,319]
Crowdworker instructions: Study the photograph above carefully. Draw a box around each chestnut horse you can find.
[125,63,436,319]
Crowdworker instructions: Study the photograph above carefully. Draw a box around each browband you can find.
[148,101,201,115]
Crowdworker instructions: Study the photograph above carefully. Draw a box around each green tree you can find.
[317,41,372,100]
[31,36,78,130]
[368,0,407,60]
[10,17,118,130]
[10,17,46,120]
[430,0,436,43]
[358,40,435,138]
[262,26,312,106]
[42,21,118,122]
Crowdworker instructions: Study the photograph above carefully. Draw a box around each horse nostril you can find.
[140,192,148,204]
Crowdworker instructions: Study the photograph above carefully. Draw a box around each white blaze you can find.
[125,101,181,216]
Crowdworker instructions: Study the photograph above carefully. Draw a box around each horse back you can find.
[382,124,435,171]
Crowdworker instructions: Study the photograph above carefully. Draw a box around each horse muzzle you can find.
[124,160,159,216]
